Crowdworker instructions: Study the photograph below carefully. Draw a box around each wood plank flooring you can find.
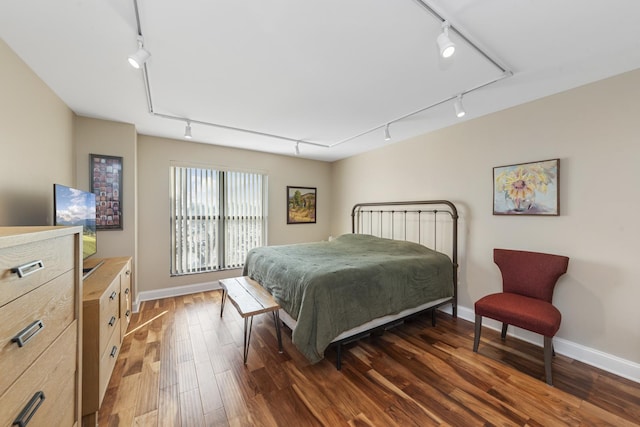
[99,291,640,426]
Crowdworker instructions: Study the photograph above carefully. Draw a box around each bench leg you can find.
[273,311,283,353]
[220,288,227,318]
[243,316,254,364]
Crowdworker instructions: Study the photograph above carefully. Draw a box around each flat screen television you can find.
[53,184,97,260]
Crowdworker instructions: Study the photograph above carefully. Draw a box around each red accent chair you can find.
[473,248,569,385]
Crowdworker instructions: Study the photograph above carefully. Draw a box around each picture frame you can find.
[287,186,317,224]
[90,153,123,229]
[493,158,559,216]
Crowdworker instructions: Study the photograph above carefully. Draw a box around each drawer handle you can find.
[126,270,131,276]
[109,291,117,300]
[12,320,45,348]
[124,288,130,295]
[13,391,45,427]
[108,316,117,327]
[125,309,131,318]
[110,345,118,358]
[12,260,45,278]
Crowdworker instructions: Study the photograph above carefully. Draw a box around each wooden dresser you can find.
[0,226,83,427]
[81,256,132,426]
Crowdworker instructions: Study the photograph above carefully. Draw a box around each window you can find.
[170,165,267,275]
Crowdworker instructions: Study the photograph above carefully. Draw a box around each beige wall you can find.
[0,39,74,225]
[137,135,332,294]
[330,69,640,365]
[74,116,137,261]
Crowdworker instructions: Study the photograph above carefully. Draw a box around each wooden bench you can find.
[219,276,283,364]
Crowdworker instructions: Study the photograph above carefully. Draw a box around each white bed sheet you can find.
[277,296,451,343]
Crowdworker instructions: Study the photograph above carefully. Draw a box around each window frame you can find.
[169,164,267,276]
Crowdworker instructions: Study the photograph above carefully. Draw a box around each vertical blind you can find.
[170,166,266,275]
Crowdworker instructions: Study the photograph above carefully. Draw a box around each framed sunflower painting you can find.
[493,158,559,216]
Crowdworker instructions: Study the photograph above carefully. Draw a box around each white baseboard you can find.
[132,281,221,313]
[450,305,640,384]
[132,285,639,384]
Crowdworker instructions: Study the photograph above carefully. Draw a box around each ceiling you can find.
[2,1,640,162]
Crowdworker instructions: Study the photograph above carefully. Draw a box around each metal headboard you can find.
[351,200,459,317]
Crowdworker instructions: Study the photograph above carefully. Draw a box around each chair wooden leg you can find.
[473,315,482,352]
[501,323,508,340]
[544,336,553,386]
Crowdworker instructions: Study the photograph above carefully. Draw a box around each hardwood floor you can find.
[99,291,640,426]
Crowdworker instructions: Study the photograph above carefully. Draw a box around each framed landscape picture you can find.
[90,153,123,229]
[493,158,559,216]
[287,186,316,224]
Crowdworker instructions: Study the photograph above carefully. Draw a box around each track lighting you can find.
[437,21,456,59]
[454,95,466,118]
[125,0,511,153]
[128,36,151,69]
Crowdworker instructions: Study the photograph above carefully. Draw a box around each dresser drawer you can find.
[0,321,77,426]
[98,318,121,406]
[0,234,74,307]
[99,277,121,353]
[0,270,76,396]
[31,371,76,427]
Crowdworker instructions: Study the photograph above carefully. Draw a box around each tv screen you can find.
[54,184,97,259]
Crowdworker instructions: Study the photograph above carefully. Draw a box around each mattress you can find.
[242,233,454,363]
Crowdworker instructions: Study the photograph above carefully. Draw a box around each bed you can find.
[242,200,458,367]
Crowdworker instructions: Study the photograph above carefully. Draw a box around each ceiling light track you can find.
[412,0,510,74]
[151,111,328,147]
[328,70,511,148]
[129,0,511,152]
[141,63,153,113]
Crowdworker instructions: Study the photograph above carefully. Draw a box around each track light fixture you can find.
[437,21,456,59]
[128,36,151,69]
[454,94,466,118]
[126,0,511,152]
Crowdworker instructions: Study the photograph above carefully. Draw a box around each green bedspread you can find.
[242,233,454,363]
